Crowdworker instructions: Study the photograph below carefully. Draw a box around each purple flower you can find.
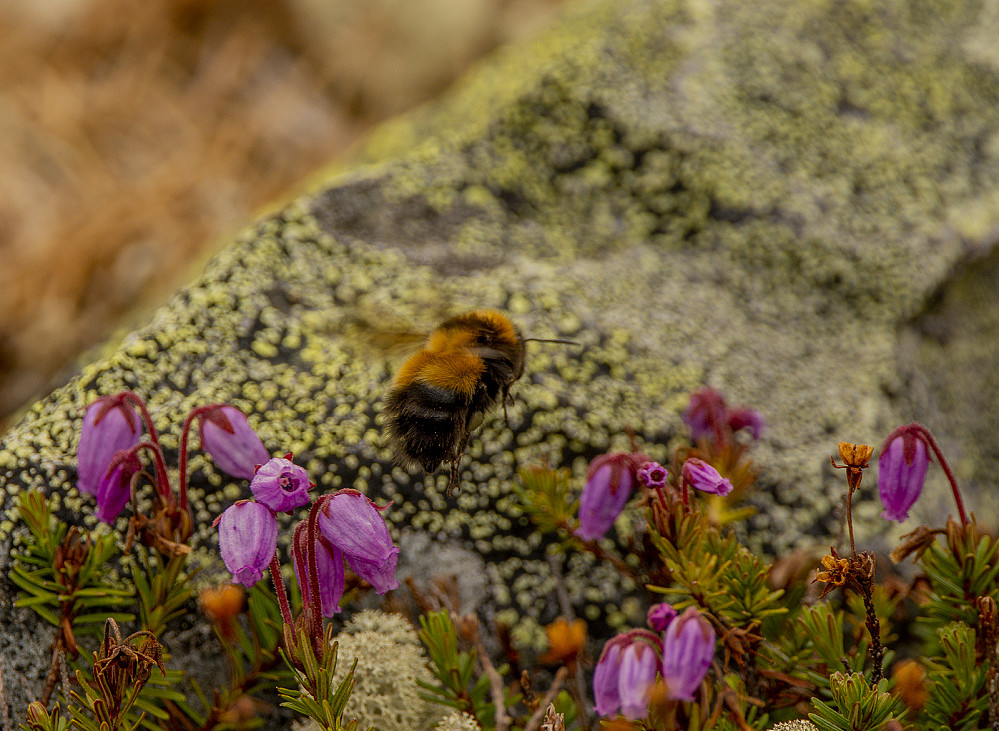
[293,524,345,617]
[200,405,270,480]
[95,451,142,523]
[681,458,733,496]
[575,453,643,541]
[683,388,728,443]
[637,461,669,489]
[592,630,662,719]
[661,607,715,701]
[647,602,677,632]
[726,408,764,440]
[250,455,312,513]
[216,501,278,587]
[318,491,399,594]
[343,548,400,594]
[592,641,622,716]
[77,395,141,496]
[878,425,931,523]
[683,387,763,444]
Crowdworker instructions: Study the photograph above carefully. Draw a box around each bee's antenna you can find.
[523,338,579,346]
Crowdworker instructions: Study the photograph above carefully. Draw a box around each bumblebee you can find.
[384,310,545,495]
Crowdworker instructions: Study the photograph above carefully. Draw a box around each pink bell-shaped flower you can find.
[216,501,278,587]
[200,405,270,480]
[77,395,141,496]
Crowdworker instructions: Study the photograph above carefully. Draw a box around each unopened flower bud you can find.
[681,458,733,496]
[646,602,677,632]
[878,425,930,522]
[216,501,278,587]
[575,453,644,541]
[318,491,399,594]
[593,630,662,719]
[293,523,345,617]
[200,405,270,480]
[661,607,715,701]
[77,395,141,496]
[95,450,142,523]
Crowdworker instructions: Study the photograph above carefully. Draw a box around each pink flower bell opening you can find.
[250,455,312,513]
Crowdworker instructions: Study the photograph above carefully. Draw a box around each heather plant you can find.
[8,387,999,731]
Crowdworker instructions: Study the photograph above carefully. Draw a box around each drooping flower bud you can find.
[575,453,644,541]
[683,388,728,443]
[200,405,270,480]
[293,523,345,617]
[216,501,278,587]
[593,630,662,719]
[726,408,764,440]
[646,602,677,632]
[878,425,930,523]
[95,450,143,523]
[77,395,141,496]
[318,491,399,594]
[619,642,660,719]
[250,455,312,513]
[661,606,715,701]
[681,458,733,496]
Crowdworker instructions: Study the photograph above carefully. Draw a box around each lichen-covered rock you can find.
[3,0,999,721]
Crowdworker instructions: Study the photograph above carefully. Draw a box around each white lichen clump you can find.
[294,609,442,731]
[434,711,482,730]
[769,722,819,731]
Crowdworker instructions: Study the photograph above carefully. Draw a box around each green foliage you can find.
[515,467,579,537]
[920,622,989,731]
[809,672,901,731]
[278,625,363,731]
[417,610,516,730]
[131,550,197,638]
[917,520,999,650]
[11,490,134,633]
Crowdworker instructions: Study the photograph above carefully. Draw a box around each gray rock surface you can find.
[2,0,999,721]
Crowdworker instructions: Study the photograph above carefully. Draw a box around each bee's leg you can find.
[447,460,461,497]
[502,386,513,426]
[447,422,473,497]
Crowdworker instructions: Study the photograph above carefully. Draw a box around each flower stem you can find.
[269,553,293,627]
[915,424,970,526]
[178,405,218,513]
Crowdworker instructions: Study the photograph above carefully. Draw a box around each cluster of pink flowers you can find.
[593,602,715,719]
[77,395,399,618]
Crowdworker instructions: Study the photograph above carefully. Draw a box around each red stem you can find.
[121,391,161,447]
[178,405,219,513]
[269,553,293,627]
[916,425,970,526]
[125,440,171,500]
[305,496,332,652]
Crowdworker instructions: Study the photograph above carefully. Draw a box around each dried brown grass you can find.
[0,0,564,426]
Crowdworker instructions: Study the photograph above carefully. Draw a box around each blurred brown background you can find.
[0,0,566,427]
